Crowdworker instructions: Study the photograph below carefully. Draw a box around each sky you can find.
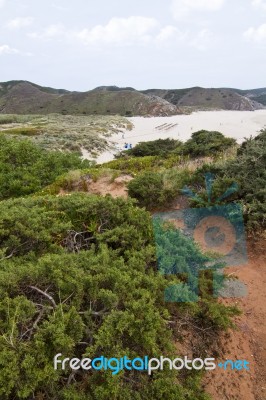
[0,0,266,91]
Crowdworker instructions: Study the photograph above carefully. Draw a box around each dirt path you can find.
[204,237,266,400]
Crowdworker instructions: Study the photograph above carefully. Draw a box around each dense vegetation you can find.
[143,87,266,110]
[123,138,182,157]
[0,82,177,116]
[103,154,189,174]
[120,131,265,227]
[0,137,91,199]
[127,169,191,210]
[182,129,266,228]
[0,194,236,399]
[182,130,236,157]
[1,82,264,117]
[0,124,264,399]
[119,131,236,159]
[221,129,266,228]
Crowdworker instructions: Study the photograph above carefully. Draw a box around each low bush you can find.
[103,154,189,175]
[119,138,183,158]
[187,129,266,228]
[182,130,236,157]
[127,169,192,209]
[0,114,42,125]
[127,171,166,208]
[0,126,43,136]
[224,129,266,228]
[0,193,232,399]
[0,137,92,199]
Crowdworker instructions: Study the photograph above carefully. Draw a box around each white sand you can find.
[93,110,266,164]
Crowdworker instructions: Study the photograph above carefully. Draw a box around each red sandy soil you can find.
[166,197,266,400]
[87,175,133,198]
[59,174,133,198]
[203,237,266,400]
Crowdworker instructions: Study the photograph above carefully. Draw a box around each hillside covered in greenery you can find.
[0,81,179,117]
[0,81,265,116]
[0,126,265,399]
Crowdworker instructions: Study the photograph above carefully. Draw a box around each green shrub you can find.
[102,154,189,175]
[0,193,227,399]
[0,127,43,136]
[127,169,191,209]
[128,171,166,208]
[182,130,236,157]
[0,137,92,199]
[0,114,42,125]
[224,129,266,228]
[119,138,183,158]
[103,156,160,173]
[0,115,19,124]
[188,129,266,228]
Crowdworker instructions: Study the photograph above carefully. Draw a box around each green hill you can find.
[143,87,265,111]
[235,87,266,106]
[0,81,180,117]
[0,81,265,116]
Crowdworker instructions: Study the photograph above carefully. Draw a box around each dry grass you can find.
[0,113,133,155]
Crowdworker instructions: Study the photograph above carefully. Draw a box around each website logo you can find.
[54,354,250,375]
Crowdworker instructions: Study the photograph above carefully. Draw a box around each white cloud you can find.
[0,0,5,7]
[28,24,66,39]
[27,17,212,52]
[171,0,225,19]
[76,16,159,46]
[190,28,213,50]
[251,0,266,10]
[0,44,32,56]
[0,45,19,55]
[6,17,34,30]
[29,17,160,46]
[154,25,214,51]
[156,25,188,43]
[244,24,266,42]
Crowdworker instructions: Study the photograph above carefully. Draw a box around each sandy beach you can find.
[95,110,266,163]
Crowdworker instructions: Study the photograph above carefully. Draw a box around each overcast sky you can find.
[0,0,266,91]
